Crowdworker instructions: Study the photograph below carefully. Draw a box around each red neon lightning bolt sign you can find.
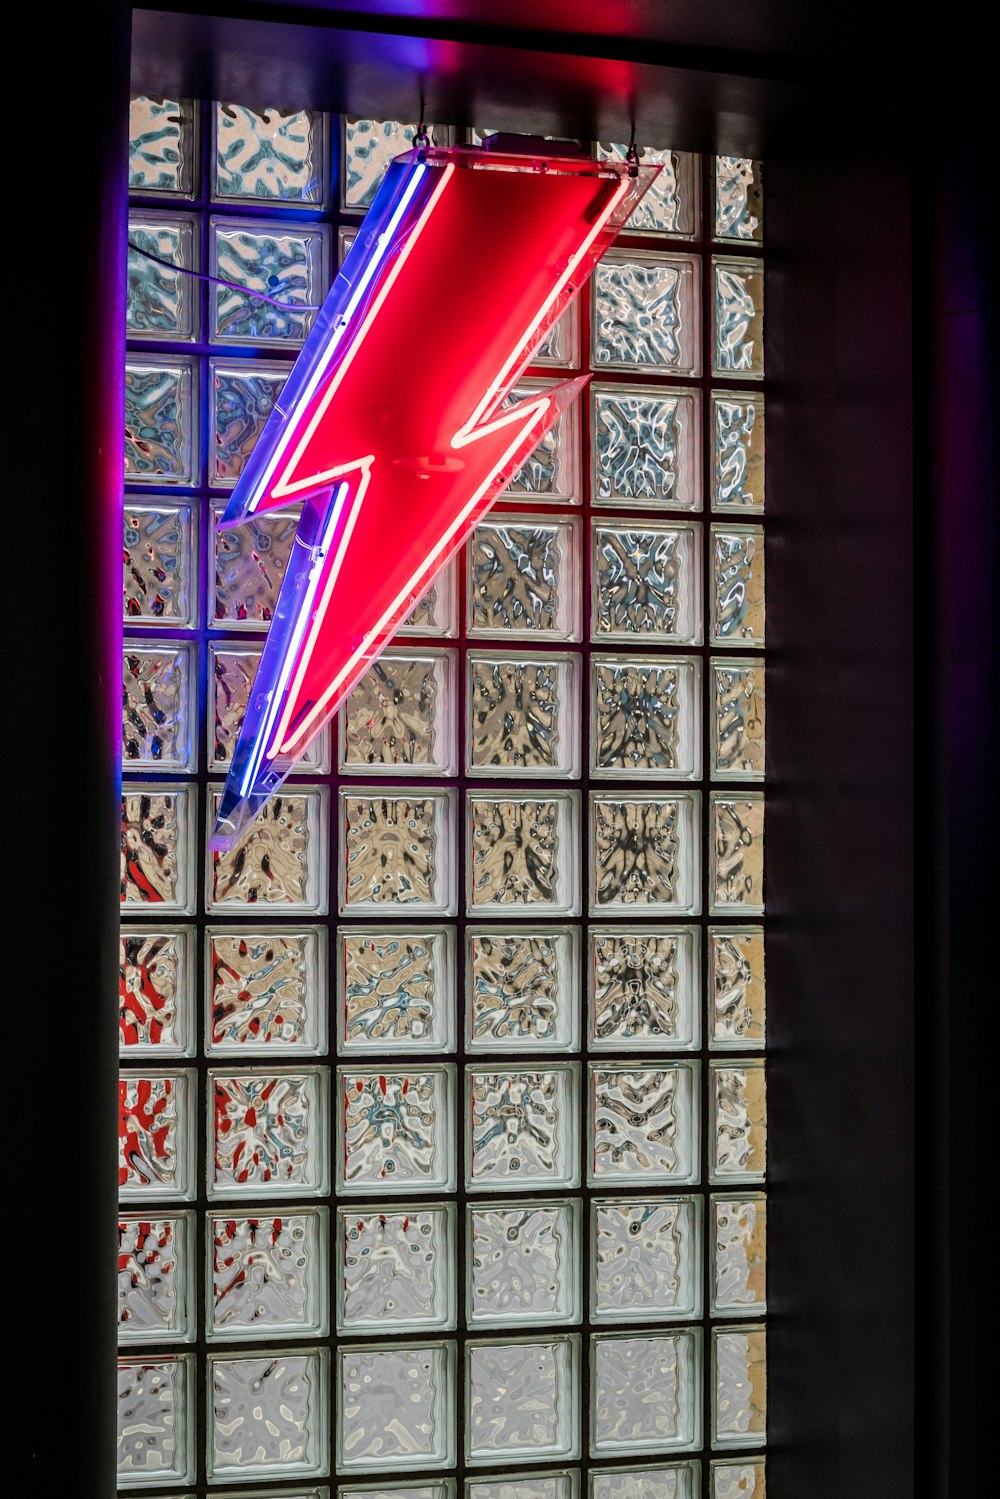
[213,141,659,848]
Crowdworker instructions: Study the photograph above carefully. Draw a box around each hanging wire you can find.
[127,240,320,312]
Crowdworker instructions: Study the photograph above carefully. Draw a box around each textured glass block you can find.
[210,1208,328,1340]
[338,1342,456,1471]
[592,251,701,375]
[209,787,329,913]
[397,560,458,638]
[211,217,328,346]
[342,1485,453,1499]
[210,643,330,770]
[343,118,449,209]
[467,928,579,1052]
[595,144,699,237]
[589,928,699,1051]
[471,1475,576,1499]
[709,928,766,1049]
[129,96,197,196]
[468,515,580,640]
[591,384,701,509]
[711,659,765,780]
[339,1065,456,1195]
[712,258,764,378]
[210,358,289,488]
[467,1064,579,1191]
[124,502,196,626]
[711,793,765,916]
[125,356,197,485]
[208,1348,330,1479]
[207,926,327,1054]
[210,1067,330,1198]
[341,649,458,775]
[711,525,765,646]
[212,501,299,625]
[591,1330,701,1456]
[120,927,194,1056]
[467,1336,579,1464]
[127,211,198,339]
[468,1199,581,1328]
[468,792,579,915]
[533,300,580,369]
[591,655,700,779]
[468,652,580,777]
[117,1354,194,1486]
[592,521,702,643]
[589,1062,699,1186]
[119,1213,194,1344]
[339,928,455,1054]
[713,1326,767,1448]
[714,158,763,243]
[123,640,196,770]
[340,788,457,915]
[337,1203,456,1334]
[505,379,580,503]
[710,1062,767,1184]
[591,1464,699,1499]
[590,792,700,916]
[214,104,327,204]
[712,393,765,512]
[592,1196,701,1324]
[711,1194,767,1315]
[712,1458,766,1499]
[121,784,194,914]
[119,1069,195,1200]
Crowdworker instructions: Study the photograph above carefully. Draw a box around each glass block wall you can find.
[120,98,767,1499]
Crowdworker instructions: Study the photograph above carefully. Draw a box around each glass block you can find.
[210,358,289,488]
[504,378,580,503]
[712,1326,767,1448]
[467,1335,579,1464]
[124,502,196,626]
[712,257,764,379]
[711,659,765,780]
[590,1330,701,1456]
[340,787,457,916]
[709,927,766,1049]
[591,384,701,510]
[210,1066,330,1199]
[533,300,580,369]
[590,791,701,916]
[343,1486,453,1499]
[209,787,329,913]
[122,639,196,770]
[118,1069,195,1200]
[338,928,455,1054]
[120,927,194,1056]
[467,652,580,778]
[592,251,701,376]
[121,784,194,914]
[339,1065,456,1195]
[468,792,580,915]
[711,1193,767,1315]
[468,514,581,641]
[117,1354,194,1487]
[592,521,702,643]
[591,1464,700,1499]
[714,158,763,243]
[710,1062,767,1184]
[210,643,330,770]
[468,1199,581,1328]
[710,793,765,916]
[119,1212,194,1344]
[712,392,765,512]
[341,648,458,775]
[342,118,449,210]
[127,211,198,339]
[467,927,579,1052]
[125,356,197,485]
[210,1208,328,1340]
[338,1202,456,1334]
[589,928,699,1052]
[471,1474,576,1499]
[207,926,327,1055]
[589,1062,699,1186]
[214,104,328,204]
[711,1458,766,1499]
[591,655,701,779]
[338,1342,456,1471]
[211,217,329,345]
[595,144,699,237]
[591,1196,701,1324]
[208,1347,330,1479]
[129,96,197,196]
[467,1064,580,1191]
[711,525,765,646]
[212,503,300,627]
[393,568,458,639]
